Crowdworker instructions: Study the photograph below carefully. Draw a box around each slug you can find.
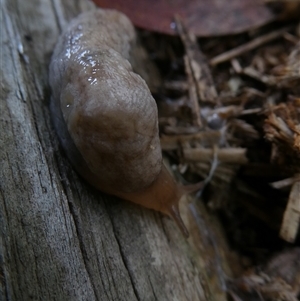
[49,9,202,237]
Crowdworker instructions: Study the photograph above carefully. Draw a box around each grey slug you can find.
[49,9,202,237]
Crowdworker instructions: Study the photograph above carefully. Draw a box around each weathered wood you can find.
[0,0,231,300]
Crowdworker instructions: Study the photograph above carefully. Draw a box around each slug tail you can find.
[168,204,189,238]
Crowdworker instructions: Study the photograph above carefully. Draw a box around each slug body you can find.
[49,9,201,236]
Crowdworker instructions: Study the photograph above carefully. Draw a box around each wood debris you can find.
[263,67,300,241]
[183,147,248,164]
[229,248,300,301]
[280,181,300,243]
[139,4,300,286]
[153,19,300,245]
[157,17,259,202]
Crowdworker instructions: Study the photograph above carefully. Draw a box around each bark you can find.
[0,0,231,300]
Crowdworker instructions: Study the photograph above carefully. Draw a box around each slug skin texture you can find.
[49,9,202,237]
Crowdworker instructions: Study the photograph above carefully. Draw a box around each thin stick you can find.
[184,55,203,127]
[210,26,292,66]
[270,174,300,189]
[183,147,248,164]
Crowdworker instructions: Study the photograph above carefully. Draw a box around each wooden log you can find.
[0,0,231,300]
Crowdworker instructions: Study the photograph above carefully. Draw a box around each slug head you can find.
[115,164,204,237]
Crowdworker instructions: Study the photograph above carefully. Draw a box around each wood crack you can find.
[66,198,99,301]
[106,212,140,301]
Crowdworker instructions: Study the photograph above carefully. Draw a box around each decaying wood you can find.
[0,0,232,300]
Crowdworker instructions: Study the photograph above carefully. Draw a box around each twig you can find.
[210,26,292,66]
[184,55,203,127]
[280,180,300,243]
[240,108,262,115]
[242,66,276,85]
[175,15,219,104]
[270,174,300,189]
[283,32,299,45]
[183,147,248,164]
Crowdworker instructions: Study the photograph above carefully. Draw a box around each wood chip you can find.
[280,181,300,243]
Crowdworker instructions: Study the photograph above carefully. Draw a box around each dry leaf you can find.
[93,0,274,36]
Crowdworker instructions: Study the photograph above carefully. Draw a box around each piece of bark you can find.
[0,1,231,300]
